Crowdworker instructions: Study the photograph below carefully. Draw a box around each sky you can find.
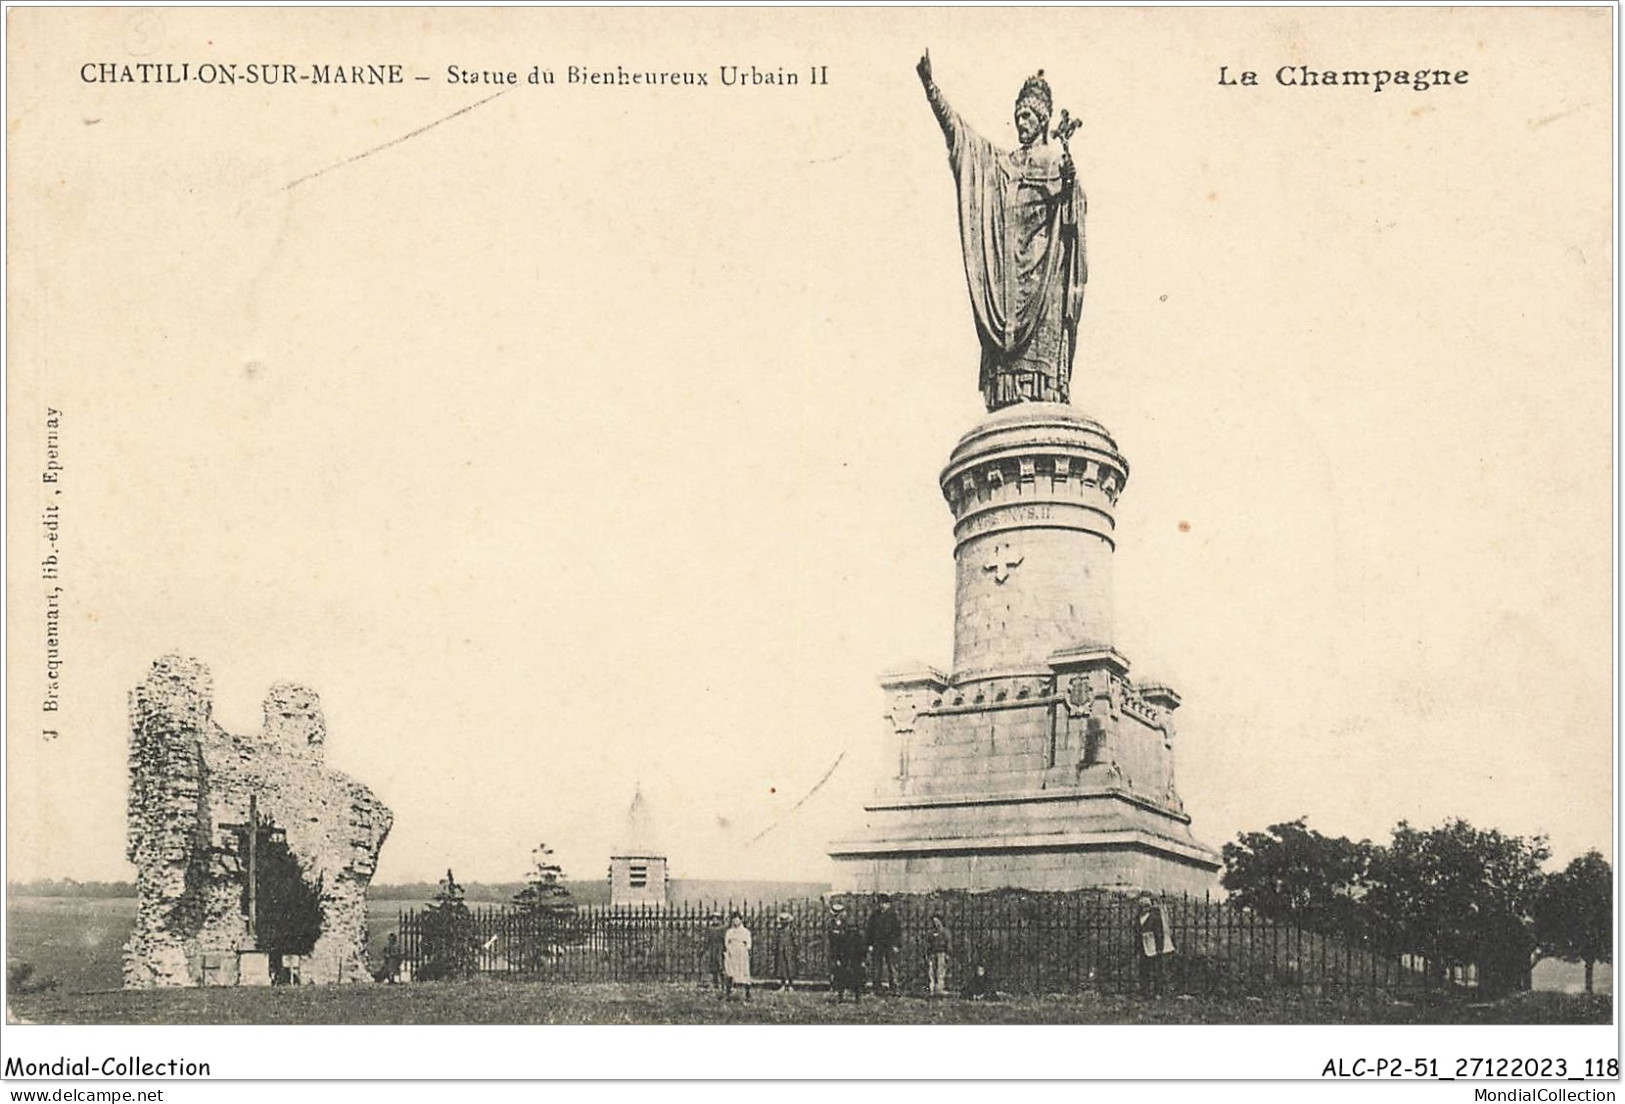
[6,7,1614,890]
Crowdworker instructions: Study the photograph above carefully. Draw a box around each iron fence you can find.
[391,890,1444,996]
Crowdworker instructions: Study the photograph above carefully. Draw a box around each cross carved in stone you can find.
[219,793,282,948]
[219,795,264,945]
[982,544,1024,585]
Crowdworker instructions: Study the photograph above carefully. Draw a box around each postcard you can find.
[4,5,1614,1088]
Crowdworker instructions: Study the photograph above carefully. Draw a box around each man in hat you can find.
[826,902,865,1003]
[866,894,904,995]
[1134,894,1175,998]
[916,50,1086,413]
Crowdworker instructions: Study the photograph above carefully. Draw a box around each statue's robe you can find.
[940,106,1086,411]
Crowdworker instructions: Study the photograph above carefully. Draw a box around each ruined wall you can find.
[124,656,392,987]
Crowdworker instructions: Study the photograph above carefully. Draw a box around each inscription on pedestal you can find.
[961,503,1052,537]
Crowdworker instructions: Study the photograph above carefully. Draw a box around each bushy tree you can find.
[254,832,323,956]
[511,844,580,968]
[1221,818,1376,936]
[417,868,480,981]
[1365,819,1549,994]
[1534,850,1612,994]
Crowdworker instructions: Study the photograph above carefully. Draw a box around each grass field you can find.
[6,895,417,996]
[8,977,1611,1026]
[6,897,1611,1025]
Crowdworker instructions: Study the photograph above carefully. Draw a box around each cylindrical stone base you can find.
[940,404,1129,679]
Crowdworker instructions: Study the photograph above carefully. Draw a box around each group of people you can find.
[704,910,799,1001]
[705,893,1179,1001]
[705,896,946,1002]
[824,895,955,1002]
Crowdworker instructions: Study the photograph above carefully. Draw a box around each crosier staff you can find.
[1053,108,1082,192]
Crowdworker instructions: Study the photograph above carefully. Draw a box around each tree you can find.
[253,832,323,957]
[1365,819,1550,994]
[511,843,580,969]
[1221,818,1376,936]
[1534,850,1612,994]
[512,843,572,913]
[416,868,480,981]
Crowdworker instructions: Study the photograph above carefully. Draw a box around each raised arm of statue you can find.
[917,50,958,147]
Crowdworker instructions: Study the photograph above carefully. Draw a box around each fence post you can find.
[1271,903,1279,987]
[1189,891,1202,995]
[1064,894,1075,992]
[1344,920,1352,996]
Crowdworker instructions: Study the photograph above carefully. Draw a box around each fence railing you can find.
[391,891,1449,996]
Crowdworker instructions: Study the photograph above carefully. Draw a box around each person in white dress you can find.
[722,912,753,1002]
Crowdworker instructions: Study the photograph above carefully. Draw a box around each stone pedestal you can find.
[830,404,1219,894]
[237,952,272,987]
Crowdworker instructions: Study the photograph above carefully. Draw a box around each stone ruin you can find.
[123,655,392,987]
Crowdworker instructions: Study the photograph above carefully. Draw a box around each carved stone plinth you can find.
[830,404,1219,894]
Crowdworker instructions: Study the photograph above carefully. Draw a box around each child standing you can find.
[771,912,799,991]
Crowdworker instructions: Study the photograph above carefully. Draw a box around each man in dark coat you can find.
[827,903,865,1003]
[866,894,904,994]
[704,913,727,994]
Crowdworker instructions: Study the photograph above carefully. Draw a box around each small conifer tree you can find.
[417,868,479,980]
[512,844,579,968]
